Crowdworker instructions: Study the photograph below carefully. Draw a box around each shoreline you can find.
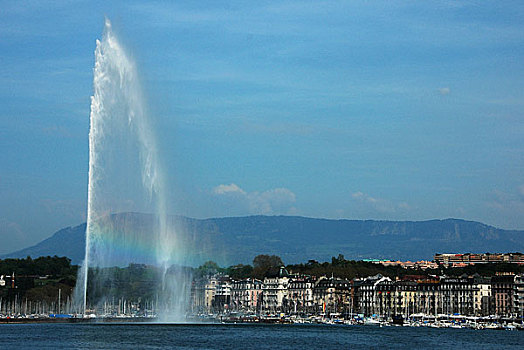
[1,316,523,331]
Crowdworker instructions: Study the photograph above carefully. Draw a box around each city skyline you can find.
[1,1,524,254]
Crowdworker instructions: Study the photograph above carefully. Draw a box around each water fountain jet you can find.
[73,18,190,322]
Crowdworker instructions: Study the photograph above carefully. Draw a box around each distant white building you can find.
[214,276,232,312]
[262,267,290,313]
[514,274,524,318]
[474,277,491,316]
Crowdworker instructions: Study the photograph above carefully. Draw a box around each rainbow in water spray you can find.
[74,18,190,321]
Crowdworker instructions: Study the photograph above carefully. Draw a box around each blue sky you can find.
[1,1,523,254]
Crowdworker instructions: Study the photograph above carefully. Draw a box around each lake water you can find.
[1,323,523,349]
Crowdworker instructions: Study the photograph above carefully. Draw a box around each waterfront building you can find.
[439,276,475,315]
[190,278,205,313]
[415,279,440,316]
[514,274,524,318]
[473,276,492,316]
[374,277,396,317]
[230,278,263,313]
[313,276,351,315]
[198,275,220,312]
[349,279,362,314]
[191,274,221,314]
[394,280,417,317]
[287,275,316,314]
[262,267,290,313]
[357,274,392,316]
[214,276,232,312]
[189,262,523,318]
[204,277,219,313]
[492,273,514,316]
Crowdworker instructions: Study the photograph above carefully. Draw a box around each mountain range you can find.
[3,213,523,266]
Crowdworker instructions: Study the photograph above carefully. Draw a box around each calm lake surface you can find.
[1,323,523,349]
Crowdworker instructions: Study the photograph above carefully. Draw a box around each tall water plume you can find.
[74,19,190,321]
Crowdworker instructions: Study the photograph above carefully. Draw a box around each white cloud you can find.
[212,183,247,196]
[212,183,296,215]
[351,191,365,200]
[249,188,296,214]
[352,191,409,213]
[438,87,450,95]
